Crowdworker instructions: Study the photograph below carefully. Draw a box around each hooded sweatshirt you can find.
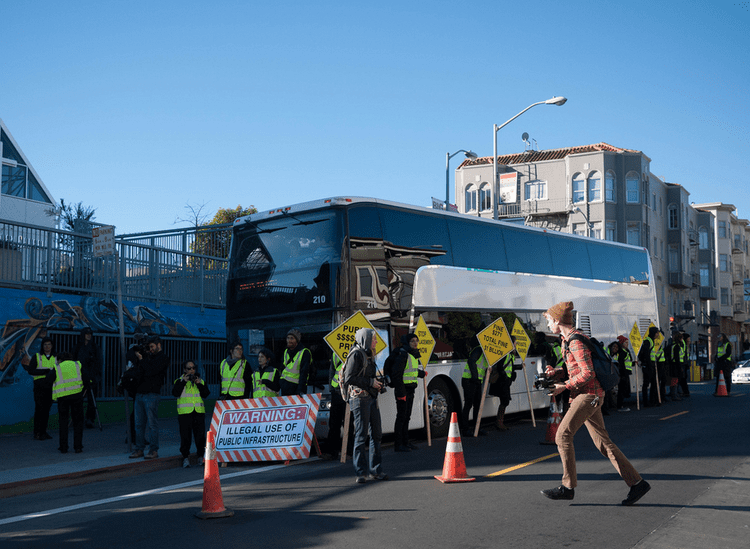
[342,328,379,398]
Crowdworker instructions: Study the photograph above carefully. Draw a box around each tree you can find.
[175,201,211,228]
[191,204,257,264]
[48,198,97,233]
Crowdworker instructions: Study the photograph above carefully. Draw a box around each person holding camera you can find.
[172,360,210,468]
[391,333,426,452]
[129,336,170,460]
[541,301,650,506]
[342,327,388,484]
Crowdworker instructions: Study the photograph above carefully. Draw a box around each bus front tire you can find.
[427,378,453,439]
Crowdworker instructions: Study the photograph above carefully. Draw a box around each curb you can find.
[0,454,183,499]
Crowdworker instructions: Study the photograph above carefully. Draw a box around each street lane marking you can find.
[485,453,559,478]
[660,411,689,421]
[0,463,286,527]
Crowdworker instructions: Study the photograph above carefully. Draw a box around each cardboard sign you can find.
[210,394,320,462]
[324,310,387,364]
[511,319,530,362]
[476,317,513,367]
[414,315,436,368]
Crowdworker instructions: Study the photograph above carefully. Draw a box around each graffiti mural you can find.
[0,287,225,426]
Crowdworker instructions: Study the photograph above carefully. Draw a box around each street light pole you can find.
[446,149,477,210]
[493,96,567,220]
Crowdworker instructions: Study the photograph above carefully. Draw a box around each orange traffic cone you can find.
[195,431,234,519]
[714,371,729,397]
[540,397,562,446]
[434,412,475,483]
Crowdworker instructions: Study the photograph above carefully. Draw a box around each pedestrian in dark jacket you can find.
[129,336,170,460]
[343,328,387,484]
[391,333,426,452]
[74,327,101,428]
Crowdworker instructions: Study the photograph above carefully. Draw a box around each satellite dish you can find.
[522,132,529,141]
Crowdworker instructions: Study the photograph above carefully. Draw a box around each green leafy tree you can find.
[191,205,256,266]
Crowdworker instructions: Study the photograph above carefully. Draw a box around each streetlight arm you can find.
[494,101,546,134]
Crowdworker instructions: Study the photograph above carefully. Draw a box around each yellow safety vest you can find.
[282,348,311,384]
[463,347,489,380]
[220,359,247,397]
[175,378,205,414]
[643,336,656,364]
[403,353,420,385]
[52,360,83,401]
[253,369,278,398]
[33,353,56,381]
[718,342,731,363]
[330,354,344,389]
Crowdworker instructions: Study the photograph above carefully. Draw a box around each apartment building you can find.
[455,142,722,360]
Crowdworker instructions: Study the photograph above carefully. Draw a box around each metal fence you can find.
[50,331,227,401]
[0,220,231,309]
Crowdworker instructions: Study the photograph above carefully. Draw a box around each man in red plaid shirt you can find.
[540,301,651,506]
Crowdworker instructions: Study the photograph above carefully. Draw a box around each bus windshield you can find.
[227,210,343,320]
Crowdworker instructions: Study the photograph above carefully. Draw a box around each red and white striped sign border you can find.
[209,394,320,463]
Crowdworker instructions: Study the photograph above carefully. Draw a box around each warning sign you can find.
[511,319,531,362]
[630,322,643,356]
[476,317,513,367]
[209,394,320,462]
[414,315,436,368]
[650,323,664,351]
[324,310,387,364]
[92,225,115,257]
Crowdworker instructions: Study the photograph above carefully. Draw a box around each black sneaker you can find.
[355,476,366,484]
[541,485,575,500]
[622,480,651,506]
[369,472,389,481]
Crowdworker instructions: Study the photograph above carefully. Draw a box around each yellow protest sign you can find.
[324,311,387,364]
[650,323,664,350]
[414,315,436,368]
[477,317,513,367]
[629,322,643,356]
[511,319,531,362]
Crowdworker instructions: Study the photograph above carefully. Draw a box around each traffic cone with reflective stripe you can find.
[195,431,234,519]
[714,371,729,397]
[540,397,562,446]
[434,412,475,483]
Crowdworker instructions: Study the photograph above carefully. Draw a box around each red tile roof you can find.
[459,142,642,168]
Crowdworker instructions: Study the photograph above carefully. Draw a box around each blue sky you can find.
[3,0,749,234]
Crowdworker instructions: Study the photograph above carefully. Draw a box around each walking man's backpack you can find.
[567,334,620,392]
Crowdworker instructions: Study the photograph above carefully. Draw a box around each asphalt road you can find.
[1,382,748,549]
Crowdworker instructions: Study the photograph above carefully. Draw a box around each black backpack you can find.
[381,348,402,388]
[567,334,620,392]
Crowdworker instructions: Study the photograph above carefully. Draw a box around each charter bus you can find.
[226,197,659,438]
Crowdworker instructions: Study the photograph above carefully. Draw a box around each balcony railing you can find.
[0,220,228,309]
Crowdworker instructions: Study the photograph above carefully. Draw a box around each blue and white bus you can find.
[226,197,659,437]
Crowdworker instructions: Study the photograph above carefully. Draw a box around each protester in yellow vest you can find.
[281,328,311,396]
[172,360,210,468]
[219,342,252,400]
[461,338,490,437]
[615,336,633,411]
[488,349,518,431]
[391,333,427,452]
[22,337,56,441]
[253,348,280,398]
[715,333,733,395]
[47,352,85,454]
[321,352,347,460]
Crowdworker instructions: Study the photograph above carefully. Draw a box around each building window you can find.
[1,165,26,197]
[653,237,658,257]
[587,172,601,202]
[606,221,616,241]
[718,220,727,238]
[668,204,678,229]
[572,223,586,237]
[721,288,729,306]
[627,222,640,246]
[626,173,639,203]
[605,171,615,202]
[699,227,709,249]
[525,180,547,200]
[465,185,477,211]
[572,173,584,203]
[700,265,710,287]
[479,183,492,211]
[669,245,679,271]
[591,222,602,239]
[720,254,728,272]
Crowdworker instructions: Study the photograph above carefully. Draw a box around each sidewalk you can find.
[0,416,186,498]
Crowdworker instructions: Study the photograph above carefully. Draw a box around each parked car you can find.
[731,359,750,385]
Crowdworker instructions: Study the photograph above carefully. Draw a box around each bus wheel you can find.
[427,378,453,438]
